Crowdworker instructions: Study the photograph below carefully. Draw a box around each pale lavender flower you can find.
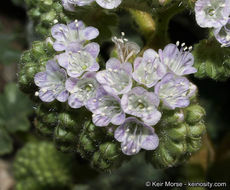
[51,20,99,51]
[155,73,192,110]
[58,42,100,77]
[96,0,122,9]
[114,117,159,155]
[62,0,75,11]
[65,0,122,9]
[65,72,102,108]
[34,60,68,102]
[160,43,197,76]
[195,0,230,28]
[133,49,167,88]
[96,58,132,95]
[187,82,198,98]
[86,93,125,127]
[121,87,161,126]
[214,18,230,47]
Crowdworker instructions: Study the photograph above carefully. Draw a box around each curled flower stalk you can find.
[18,0,208,171]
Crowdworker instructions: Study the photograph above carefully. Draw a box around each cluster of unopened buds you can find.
[34,19,197,156]
[195,0,230,47]
[62,0,122,10]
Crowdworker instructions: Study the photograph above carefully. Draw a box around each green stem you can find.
[148,3,185,50]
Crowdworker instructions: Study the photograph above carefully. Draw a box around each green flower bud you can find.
[91,151,111,170]
[54,126,76,143]
[147,102,206,169]
[164,139,187,155]
[28,8,41,19]
[167,123,187,142]
[31,41,46,59]
[40,9,57,26]
[193,38,230,81]
[187,122,206,139]
[187,138,202,153]
[161,110,185,126]
[78,134,96,153]
[18,40,55,95]
[76,121,105,158]
[91,142,125,171]
[20,50,32,65]
[34,119,55,137]
[39,0,53,11]
[58,112,79,130]
[185,105,205,125]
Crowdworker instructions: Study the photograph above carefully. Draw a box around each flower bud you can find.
[91,142,125,171]
[185,104,205,125]
[58,112,78,130]
[167,123,187,141]
[187,122,206,139]
[34,120,54,137]
[39,0,53,11]
[31,41,46,59]
[41,10,57,25]
[164,139,187,156]
[187,138,202,153]
[162,110,185,126]
[193,38,230,80]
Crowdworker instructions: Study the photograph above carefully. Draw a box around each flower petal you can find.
[114,118,159,156]
[83,26,99,41]
[68,93,84,108]
[96,0,122,9]
[84,42,100,58]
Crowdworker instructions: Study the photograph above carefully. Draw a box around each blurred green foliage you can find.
[0,83,33,155]
[0,22,22,65]
[13,141,75,190]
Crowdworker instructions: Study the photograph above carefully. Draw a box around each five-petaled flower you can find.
[114,117,159,155]
[133,49,167,88]
[159,43,197,76]
[66,72,102,108]
[63,0,122,10]
[87,93,125,126]
[96,58,132,95]
[51,20,99,51]
[195,0,230,28]
[34,60,69,102]
[121,87,161,126]
[155,73,192,110]
[57,42,100,77]
[62,0,76,12]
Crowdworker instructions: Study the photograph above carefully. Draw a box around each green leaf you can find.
[0,83,33,133]
[0,128,13,156]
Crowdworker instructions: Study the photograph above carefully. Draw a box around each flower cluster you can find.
[34,20,197,156]
[62,0,122,11]
[195,0,230,47]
